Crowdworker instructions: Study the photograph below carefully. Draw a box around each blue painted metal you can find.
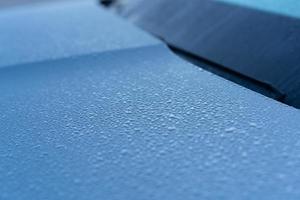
[1,1,300,200]
[120,0,300,108]
[0,0,158,68]
[0,0,67,9]
[217,0,300,19]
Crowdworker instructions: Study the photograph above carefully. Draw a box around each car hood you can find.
[1,1,300,199]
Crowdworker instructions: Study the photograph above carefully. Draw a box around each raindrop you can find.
[225,127,236,133]
[167,126,176,131]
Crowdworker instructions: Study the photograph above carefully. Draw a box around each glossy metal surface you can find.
[121,0,300,108]
[1,1,300,199]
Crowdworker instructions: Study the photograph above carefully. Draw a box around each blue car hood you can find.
[1,1,300,199]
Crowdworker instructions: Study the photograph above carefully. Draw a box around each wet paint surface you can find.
[0,0,158,68]
[121,0,300,108]
[1,1,300,200]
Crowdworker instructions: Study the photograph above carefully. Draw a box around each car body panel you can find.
[120,0,300,108]
[217,0,300,19]
[0,0,158,68]
[1,1,300,199]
